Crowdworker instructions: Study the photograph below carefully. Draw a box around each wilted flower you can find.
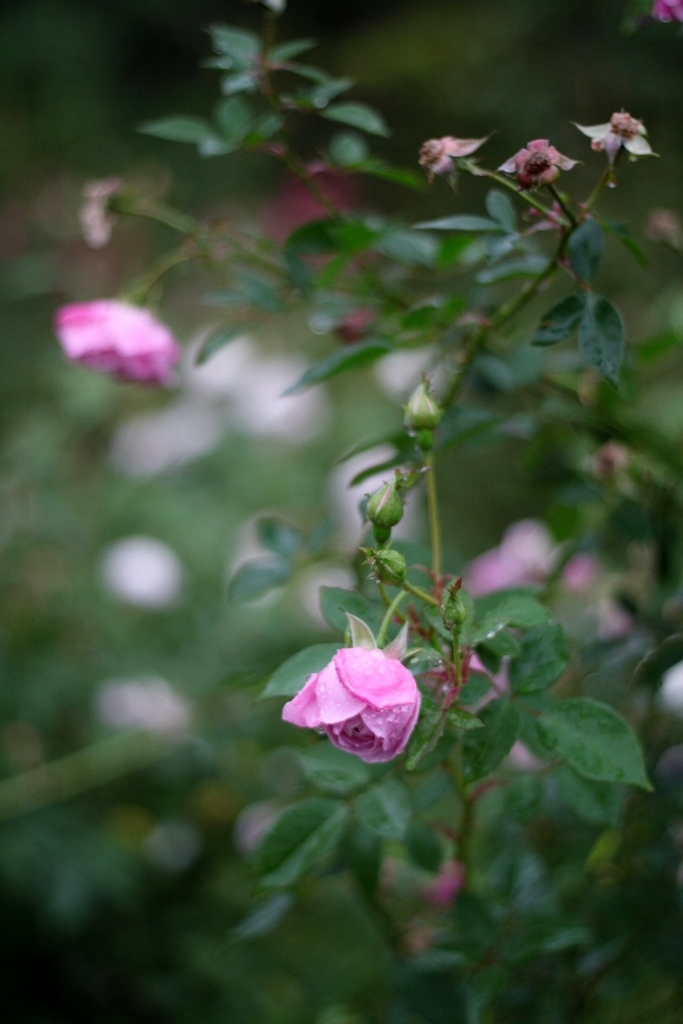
[419,135,488,181]
[574,112,654,164]
[282,647,421,763]
[499,139,577,190]
[54,300,181,384]
[78,177,121,248]
[652,0,683,21]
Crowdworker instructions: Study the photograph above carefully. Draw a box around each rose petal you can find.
[333,647,418,709]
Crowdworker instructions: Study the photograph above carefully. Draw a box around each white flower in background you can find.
[78,177,121,248]
[145,820,201,870]
[233,801,280,857]
[110,400,223,476]
[95,675,191,734]
[374,349,439,400]
[186,335,329,442]
[659,661,683,716]
[296,563,356,625]
[100,536,184,608]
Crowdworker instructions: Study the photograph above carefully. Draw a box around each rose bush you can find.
[282,646,421,763]
[54,299,180,384]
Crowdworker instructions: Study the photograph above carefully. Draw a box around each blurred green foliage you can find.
[1,1,683,1021]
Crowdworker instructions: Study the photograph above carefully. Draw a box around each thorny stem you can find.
[376,589,408,647]
[547,183,577,229]
[424,452,442,583]
[402,581,440,608]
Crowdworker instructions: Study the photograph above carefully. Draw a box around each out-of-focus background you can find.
[1,1,683,1020]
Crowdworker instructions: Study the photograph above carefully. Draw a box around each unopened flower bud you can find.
[404,380,443,433]
[441,579,467,632]
[366,480,404,532]
[364,547,407,587]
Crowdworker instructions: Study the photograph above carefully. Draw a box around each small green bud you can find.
[404,380,443,433]
[364,547,407,587]
[416,429,435,452]
[441,578,467,631]
[366,480,403,530]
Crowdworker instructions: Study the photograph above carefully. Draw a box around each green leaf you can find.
[257,517,302,559]
[459,674,491,705]
[555,764,623,826]
[568,218,605,283]
[579,293,625,387]
[260,643,340,700]
[283,342,391,395]
[505,776,542,823]
[485,189,517,233]
[373,229,438,267]
[479,630,521,659]
[537,697,651,789]
[405,822,443,872]
[213,95,253,144]
[448,707,484,730]
[195,324,246,364]
[604,218,648,267]
[322,102,390,136]
[509,623,569,695]
[319,587,383,635]
[463,700,520,783]
[209,25,261,68]
[328,131,369,167]
[532,294,585,346]
[220,71,258,97]
[352,159,426,190]
[299,744,371,795]
[355,778,411,840]
[270,38,317,62]
[231,893,294,941]
[259,798,349,888]
[229,560,291,600]
[415,214,500,232]
[476,255,547,284]
[138,116,214,144]
[475,589,546,623]
[632,633,683,690]
[347,823,382,897]
[405,700,445,771]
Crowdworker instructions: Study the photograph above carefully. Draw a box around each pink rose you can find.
[54,300,181,385]
[653,0,683,21]
[499,139,577,190]
[282,647,421,763]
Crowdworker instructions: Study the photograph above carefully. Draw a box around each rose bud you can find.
[364,547,407,588]
[404,379,443,433]
[366,480,404,545]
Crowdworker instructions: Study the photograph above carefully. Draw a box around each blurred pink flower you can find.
[465,520,598,597]
[428,860,465,906]
[499,139,577,190]
[54,300,180,384]
[419,136,488,181]
[282,647,420,763]
[262,163,356,242]
[574,112,653,164]
[652,0,683,21]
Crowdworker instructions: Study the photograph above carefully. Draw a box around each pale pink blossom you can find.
[78,177,121,248]
[499,139,577,190]
[54,300,181,384]
[282,647,420,763]
[419,136,488,181]
[465,520,597,597]
[574,112,654,164]
[652,0,683,21]
[427,860,465,906]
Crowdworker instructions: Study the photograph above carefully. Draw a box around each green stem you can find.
[0,732,173,823]
[402,580,440,608]
[425,452,442,582]
[376,589,408,647]
[442,257,560,407]
[127,247,193,302]
[546,183,577,229]
[461,163,566,224]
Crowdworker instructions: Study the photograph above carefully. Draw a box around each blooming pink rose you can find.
[499,139,577,190]
[653,0,683,21]
[282,647,421,763]
[54,300,181,385]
